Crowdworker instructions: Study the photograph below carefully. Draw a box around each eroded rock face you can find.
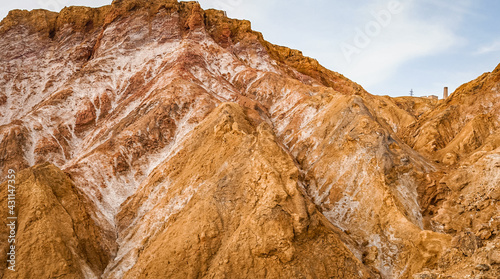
[0,163,115,279]
[0,0,498,278]
[405,65,500,160]
[402,64,500,279]
[109,103,374,278]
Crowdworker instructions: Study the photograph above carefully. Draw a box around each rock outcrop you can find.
[0,0,498,278]
[403,65,500,279]
[0,163,115,279]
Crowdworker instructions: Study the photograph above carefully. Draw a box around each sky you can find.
[1,0,500,97]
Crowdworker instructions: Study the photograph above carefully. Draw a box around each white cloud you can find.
[475,41,500,55]
[419,0,479,18]
[331,0,464,88]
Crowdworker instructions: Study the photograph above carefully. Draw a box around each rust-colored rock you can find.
[0,1,499,278]
[75,100,97,133]
[0,94,6,106]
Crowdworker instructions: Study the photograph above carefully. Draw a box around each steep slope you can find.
[0,1,391,277]
[0,163,115,278]
[0,0,498,278]
[431,147,500,278]
[108,103,374,278]
[405,64,500,163]
[404,64,500,279]
[268,93,450,277]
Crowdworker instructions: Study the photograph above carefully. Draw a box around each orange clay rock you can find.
[405,64,500,161]
[107,103,376,278]
[0,1,499,278]
[0,163,116,278]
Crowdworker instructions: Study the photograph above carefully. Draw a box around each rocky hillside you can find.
[0,0,498,278]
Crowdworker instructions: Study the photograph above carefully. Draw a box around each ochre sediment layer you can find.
[0,1,498,278]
